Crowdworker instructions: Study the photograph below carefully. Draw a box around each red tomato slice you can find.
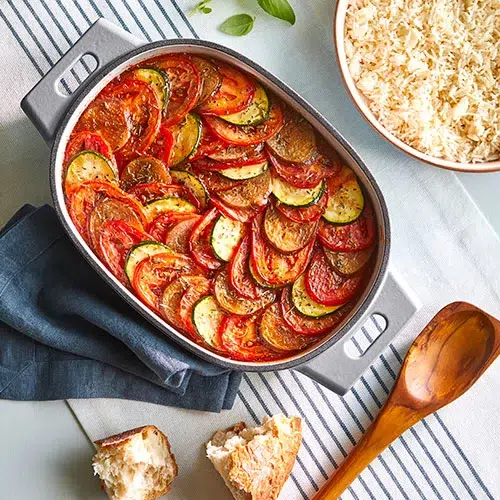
[106,79,162,162]
[250,213,314,286]
[164,215,201,254]
[267,149,325,189]
[219,315,281,361]
[197,63,255,116]
[229,235,272,300]
[318,205,376,252]
[275,189,328,223]
[99,220,151,284]
[208,143,263,162]
[148,212,198,242]
[179,277,212,337]
[148,124,175,164]
[193,149,267,171]
[67,181,136,242]
[152,56,201,126]
[210,196,260,224]
[127,183,185,205]
[65,131,116,168]
[189,123,227,161]
[203,102,284,146]
[305,247,363,306]
[280,286,352,335]
[188,208,223,271]
[132,252,199,311]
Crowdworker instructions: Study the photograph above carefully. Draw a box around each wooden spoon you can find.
[314,302,500,500]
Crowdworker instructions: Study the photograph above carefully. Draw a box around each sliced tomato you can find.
[197,63,255,116]
[251,213,314,287]
[259,304,316,352]
[189,207,222,271]
[148,212,198,242]
[189,122,226,161]
[280,286,351,335]
[65,131,115,168]
[120,156,171,191]
[275,188,328,223]
[132,252,199,311]
[208,143,263,162]
[267,149,325,189]
[218,170,271,209]
[75,97,130,151]
[99,220,151,284]
[164,215,200,254]
[193,149,266,171]
[127,183,185,205]
[179,277,212,337]
[105,79,162,163]
[305,247,362,306]
[318,204,376,251]
[229,235,272,300]
[210,196,260,224]
[152,56,201,126]
[148,124,175,164]
[220,315,281,361]
[203,102,283,146]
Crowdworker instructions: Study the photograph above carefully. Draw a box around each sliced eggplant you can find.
[323,167,364,224]
[272,176,324,207]
[291,274,342,318]
[65,150,117,194]
[192,295,226,348]
[210,214,245,262]
[218,169,271,209]
[170,169,209,209]
[120,156,170,191]
[130,68,170,109]
[324,247,374,276]
[143,196,197,221]
[170,113,202,166]
[124,241,171,284]
[219,160,268,181]
[221,84,270,126]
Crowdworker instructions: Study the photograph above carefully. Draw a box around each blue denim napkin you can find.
[0,205,242,412]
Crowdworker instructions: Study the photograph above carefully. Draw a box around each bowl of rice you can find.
[334,0,500,172]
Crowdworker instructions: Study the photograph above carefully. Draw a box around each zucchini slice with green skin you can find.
[192,295,225,348]
[272,176,324,207]
[130,68,170,109]
[219,161,268,181]
[124,241,171,284]
[65,150,117,194]
[170,113,202,166]
[291,274,342,318]
[323,167,364,224]
[221,84,270,126]
[210,215,245,262]
[170,169,208,209]
[143,196,197,221]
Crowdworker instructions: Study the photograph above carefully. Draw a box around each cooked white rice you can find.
[345,0,500,163]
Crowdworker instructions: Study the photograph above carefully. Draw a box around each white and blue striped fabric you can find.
[2,1,500,498]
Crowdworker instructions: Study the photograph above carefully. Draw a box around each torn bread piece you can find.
[92,425,178,500]
[206,414,302,500]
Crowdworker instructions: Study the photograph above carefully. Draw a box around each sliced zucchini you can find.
[124,241,171,283]
[272,176,324,207]
[220,161,268,181]
[170,113,202,166]
[143,196,197,221]
[291,274,342,318]
[131,68,170,109]
[210,215,245,262]
[170,169,208,209]
[221,84,270,126]
[192,295,225,348]
[65,150,117,194]
[323,167,364,224]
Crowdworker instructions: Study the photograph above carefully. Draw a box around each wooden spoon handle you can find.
[314,401,423,500]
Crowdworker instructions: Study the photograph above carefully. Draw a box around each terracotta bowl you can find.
[334,0,500,173]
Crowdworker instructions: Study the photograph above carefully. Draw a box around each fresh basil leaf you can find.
[219,14,255,36]
[202,7,212,13]
[257,0,296,25]
[189,0,213,17]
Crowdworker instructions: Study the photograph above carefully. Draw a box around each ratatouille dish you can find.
[63,53,377,362]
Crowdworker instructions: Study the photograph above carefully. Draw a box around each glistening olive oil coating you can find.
[63,53,378,361]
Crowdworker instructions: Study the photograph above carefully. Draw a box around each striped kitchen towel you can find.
[2,0,500,498]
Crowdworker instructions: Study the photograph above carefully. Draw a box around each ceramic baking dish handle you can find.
[21,18,145,144]
[297,270,420,395]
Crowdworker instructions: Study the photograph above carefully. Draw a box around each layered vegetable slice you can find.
[148,212,198,243]
[208,143,263,162]
[65,131,116,170]
[275,188,328,223]
[127,183,185,205]
[191,57,222,106]
[124,241,171,284]
[164,215,201,254]
[218,170,272,209]
[143,196,197,222]
[323,246,374,276]
[291,274,342,318]
[219,160,268,180]
[268,149,325,189]
[170,169,208,209]
[120,156,171,191]
[168,113,202,166]
[179,276,212,338]
[272,175,324,208]
[189,208,223,271]
[221,84,270,126]
[210,196,260,224]
[210,214,245,261]
[192,295,226,349]
[128,68,170,109]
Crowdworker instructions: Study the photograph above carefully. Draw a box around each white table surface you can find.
[1,1,500,498]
